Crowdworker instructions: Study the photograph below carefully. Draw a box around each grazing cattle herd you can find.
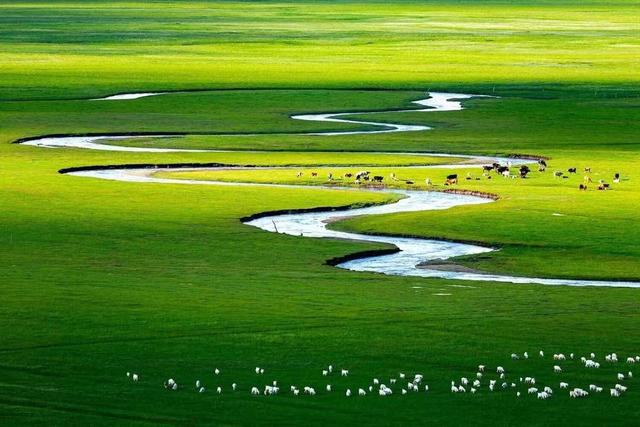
[294,158,626,192]
[126,351,638,401]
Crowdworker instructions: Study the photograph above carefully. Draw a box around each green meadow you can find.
[1,1,640,425]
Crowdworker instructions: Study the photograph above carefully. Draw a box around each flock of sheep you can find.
[125,351,637,400]
[450,350,636,400]
[294,159,626,191]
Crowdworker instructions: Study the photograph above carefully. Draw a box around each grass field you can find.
[2,1,640,425]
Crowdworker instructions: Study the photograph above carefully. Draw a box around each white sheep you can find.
[251,387,260,395]
[346,389,352,397]
[610,388,620,397]
[527,387,538,394]
[496,366,505,374]
[358,388,366,396]
[618,373,625,381]
[214,368,220,375]
[539,350,544,357]
[461,377,469,386]
[328,365,333,373]
[615,384,627,392]
[373,378,379,385]
[476,372,482,379]
[216,386,222,394]
[478,365,485,372]
[553,365,562,373]
[199,387,206,393]
[399,373,405,379]
[627,357,636,364]
[341,369,349,377]
[322,370,328,376]
[390,378,396,385]
[560,382,569,389]
[511,353,519,360]
[402,389,407,395]
[232,383,237,391]
[537,391,549,400]
[132,374,139,382]
[326,384,332,392]
[294,389,300,396]
[471,388,476,394]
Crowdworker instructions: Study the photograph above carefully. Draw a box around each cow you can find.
[445,174,458,186]
[519,165,531,178]
[372,175,384,183]
[579,184,587,191]
[568,167,577,174]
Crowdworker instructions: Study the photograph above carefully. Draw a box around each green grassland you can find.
[1,0,639,99]
[1,0,640,425]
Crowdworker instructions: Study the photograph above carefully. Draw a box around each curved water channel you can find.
[18,91,640,287]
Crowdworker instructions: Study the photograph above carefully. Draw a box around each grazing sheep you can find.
[511,353,519,360]
[618,373,625,381]
[611,388,620,397]
[554,365,562,374]
[358,388,367,396]
[232,383,237,391]
[328,365,333,373]
[461,377,469,386]
[569,388,589,398]
[199,387,206,393]
[373,378,379,385]
[627,357,636,364]
[615,384,627,392]
[326,385,332,392]
[496,366,505,374]
[399,373,405,379]
[560,382,569,389]
[517,391,521,397]
[402,389,408,395]
[322,370,328,376]
[524,352,529,359]
[214,368,220,375]
[527,387,538,394]
[425,385,429,392]
[171,382,178,391]
[251,387,260,395]
[217,386,222,394]
[537,391,549,400]
[540,350,545,357]
[346,389,352,397]
[476,372,482,379]
[473,379,481,388]
[132,374,139,382]
[478,365,485,372]
[196,380,201,388]
[629,371,633,378]
[341,369,349,377]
